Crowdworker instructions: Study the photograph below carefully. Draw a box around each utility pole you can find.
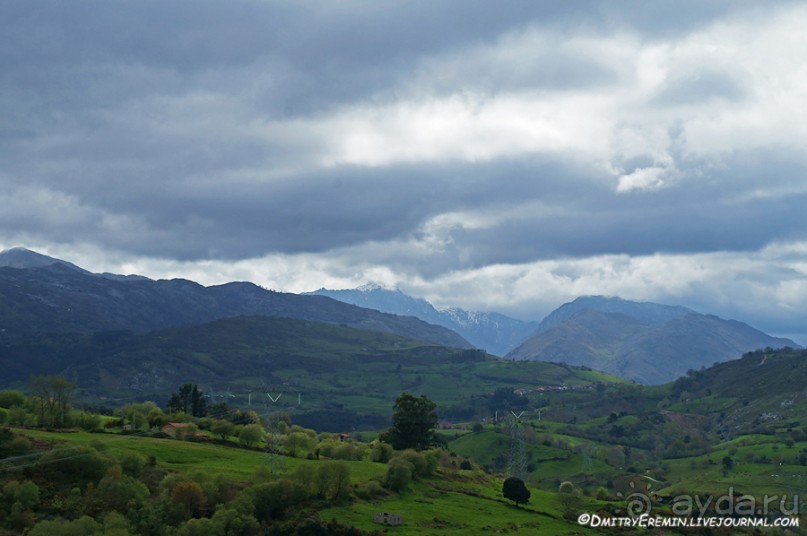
[507,416,528,480]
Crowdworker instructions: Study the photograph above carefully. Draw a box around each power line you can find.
[507,415,528,480]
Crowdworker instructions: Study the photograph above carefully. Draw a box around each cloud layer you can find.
[2,1,806,342]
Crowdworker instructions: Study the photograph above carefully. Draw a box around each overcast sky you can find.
[2,1,807,343]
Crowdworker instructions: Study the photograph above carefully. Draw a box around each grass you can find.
[12,428,387,482]
[7,426,601,535]
[320,474,599,536]
[15,429,274,480]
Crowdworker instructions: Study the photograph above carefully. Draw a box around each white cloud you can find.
[616,165,674,192]
[51,238,805,339]
[230,3,807,195]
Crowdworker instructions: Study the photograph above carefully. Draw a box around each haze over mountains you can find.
[1,247,798,388]
[307,284,537,356]
[309,286,798,385]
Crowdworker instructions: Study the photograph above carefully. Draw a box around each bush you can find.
[354,479,387,500]
[397,449,438,479]
[460,459,473,470]
[249,480,309,522]
[27,515,101,535]
[557,490,584,520]
[238,424,265,448]
[0,391,26,409]
[171,480,208,520]
[314,462,351,500]
[284,432,315,458]
[384,458,413,492]
[119,452,146,478]
[72,411,102,432]
[370,441,393,463]
[35,446,109,487]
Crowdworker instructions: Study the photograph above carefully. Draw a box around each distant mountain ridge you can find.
[0,246,91,273]
[306,284,538,356]
[507,296,798,384]
[535,295,695,332]
[0,247,150,281]
[0,247,471,349]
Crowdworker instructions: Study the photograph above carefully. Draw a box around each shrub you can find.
[238,424,265,448]
[370,442,393,463]
[384,458,413,492]
[354,480,386,500]
[397,449,438,479]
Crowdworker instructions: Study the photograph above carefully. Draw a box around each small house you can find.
[373,512,402,526]
[161,422,194,438]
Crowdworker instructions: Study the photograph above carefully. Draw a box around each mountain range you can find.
[0,247,470,349]
[506,296,798,384]
[306,284,537,356]
[1,247,798,388]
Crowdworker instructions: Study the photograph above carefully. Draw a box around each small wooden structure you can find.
[160,422,194,437]
[373,512,402,526]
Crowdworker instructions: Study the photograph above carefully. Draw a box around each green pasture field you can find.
[320,475,599,536]
[9,428,387,483]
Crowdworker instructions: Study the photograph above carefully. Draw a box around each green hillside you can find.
[0,315,621,431]
[3,349,807,534]
[1,424,606,535]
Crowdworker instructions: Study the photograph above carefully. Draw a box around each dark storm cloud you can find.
[0,0,774,123]
[0,152,592,260]
[0,0,601,120]
[3,123,807,265]
[353,151,807,274]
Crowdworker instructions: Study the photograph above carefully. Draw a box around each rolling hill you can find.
[507,296,797,384]
[0,315,621,430]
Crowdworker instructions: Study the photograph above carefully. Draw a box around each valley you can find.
[1,248,804,534]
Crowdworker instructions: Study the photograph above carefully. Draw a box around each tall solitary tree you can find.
[380,392,438,451]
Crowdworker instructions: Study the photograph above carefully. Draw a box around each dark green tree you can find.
[167,384,208,417]
[380,392,438,451]
[721,455,734,475]
[502,476,530,506]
